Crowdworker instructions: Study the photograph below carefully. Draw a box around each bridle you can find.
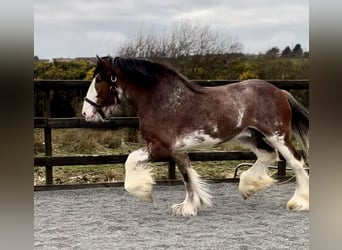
[84,71,121,122]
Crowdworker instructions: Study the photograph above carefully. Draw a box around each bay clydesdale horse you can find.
[82,56,309,216]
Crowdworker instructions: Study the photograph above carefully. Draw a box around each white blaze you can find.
[82,77,100,122]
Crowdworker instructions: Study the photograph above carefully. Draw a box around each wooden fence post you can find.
[168,160,176,180]
[44,128,53,184]
[43,90,54,185]
[277,160,287,177]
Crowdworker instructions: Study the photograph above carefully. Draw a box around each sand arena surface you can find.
[34,182,309,249]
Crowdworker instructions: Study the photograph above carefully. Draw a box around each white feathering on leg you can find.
[267,135,309,211]
[172,168,212,216]
[238,150,277,199]
[189,168,212,208]
[124,149,155,202]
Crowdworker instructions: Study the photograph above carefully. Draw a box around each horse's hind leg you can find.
[237,129,278,199]
[124,147,155,202]
[171,152,212,216]
[266,134,309,210]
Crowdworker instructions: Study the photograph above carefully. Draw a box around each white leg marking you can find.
[267,135,309,211]
[172,168,212,216]
[239,149,277,199]
[124,148,155,202]
[175,130,222,151]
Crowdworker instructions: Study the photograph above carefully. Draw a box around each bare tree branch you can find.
[117,19,242,58]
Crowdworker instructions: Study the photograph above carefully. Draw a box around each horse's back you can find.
[203,79,292,135]
[205,79,286,109]
[223,79,280,93]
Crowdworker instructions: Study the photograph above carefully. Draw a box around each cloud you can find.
[34,0,308,58]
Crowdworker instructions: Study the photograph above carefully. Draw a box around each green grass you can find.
[34,128,271,185]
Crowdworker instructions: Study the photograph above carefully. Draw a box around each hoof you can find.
[240,189,257,200]
[124,180,155,203]
[140,192,154,203]
[125,187,154,203]
[171,202,198,217]
[287,193,309,211]
[239,172,276,199]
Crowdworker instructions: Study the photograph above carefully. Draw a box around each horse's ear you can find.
[96,55,105,65]
[113,57,120,68]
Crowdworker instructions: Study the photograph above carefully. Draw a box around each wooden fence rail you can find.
[34,79,309,188]
[34,117,139,128]
[34,79,309,90]
[34,151,257,167]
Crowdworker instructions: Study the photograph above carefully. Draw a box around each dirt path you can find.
[34,182,309,249]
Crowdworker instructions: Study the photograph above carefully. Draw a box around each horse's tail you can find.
[283,90,309,161]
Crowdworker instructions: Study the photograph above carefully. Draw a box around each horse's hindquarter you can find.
[241,79,291,125]
[174,80,291,144]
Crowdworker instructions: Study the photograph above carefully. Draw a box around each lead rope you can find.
[272,166,309,185]
[275,175,296,185]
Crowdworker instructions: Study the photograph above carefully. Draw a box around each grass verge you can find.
[34,128,277,185]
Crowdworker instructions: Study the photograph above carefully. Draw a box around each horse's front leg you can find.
[124,147,155,202]
[171,152,212,216]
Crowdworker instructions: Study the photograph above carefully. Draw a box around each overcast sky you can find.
[34,0,309,59]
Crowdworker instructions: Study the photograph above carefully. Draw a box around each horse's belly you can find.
[174,130,222,151]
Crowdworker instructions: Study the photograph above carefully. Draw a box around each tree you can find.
[265,47,280,58]
[293,43,303,57]
[281,46,293,57]
[117,19,243,79]
[117,19,243,58]
[34,60,95,80]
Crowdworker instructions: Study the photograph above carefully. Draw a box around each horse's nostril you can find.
[82,112,87,117]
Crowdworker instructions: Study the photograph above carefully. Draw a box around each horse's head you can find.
[82,55,122,122]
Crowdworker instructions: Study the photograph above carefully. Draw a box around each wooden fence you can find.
[34,80,308,189]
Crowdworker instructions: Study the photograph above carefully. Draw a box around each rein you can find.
[84,69,120,122]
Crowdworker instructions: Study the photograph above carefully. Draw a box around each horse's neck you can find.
[125,80,192,115]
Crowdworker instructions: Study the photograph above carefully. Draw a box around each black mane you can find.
[115,57,204,93]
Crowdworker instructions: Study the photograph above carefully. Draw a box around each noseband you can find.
[84,74,120,122]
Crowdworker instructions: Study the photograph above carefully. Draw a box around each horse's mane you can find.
[115,57,204,93]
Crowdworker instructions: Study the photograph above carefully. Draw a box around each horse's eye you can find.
[95,74,102,83]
